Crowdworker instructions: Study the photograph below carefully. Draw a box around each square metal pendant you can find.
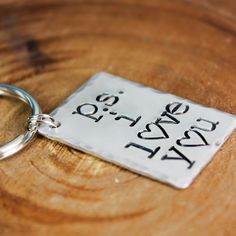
[39,72,236,189]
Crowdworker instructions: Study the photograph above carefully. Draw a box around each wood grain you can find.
[0,0,236,235]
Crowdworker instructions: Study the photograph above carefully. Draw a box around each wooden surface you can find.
[0,0,236,235]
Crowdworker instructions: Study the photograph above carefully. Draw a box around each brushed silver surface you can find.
[39,72,236,189]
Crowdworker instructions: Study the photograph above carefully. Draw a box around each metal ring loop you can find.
[28,114,61,132]
[0,84,41,160]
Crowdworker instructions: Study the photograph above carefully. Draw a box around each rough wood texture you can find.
[0,0,236,235]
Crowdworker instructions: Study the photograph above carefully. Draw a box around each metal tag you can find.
[39,72,236,189]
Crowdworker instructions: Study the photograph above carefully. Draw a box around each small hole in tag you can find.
[51,121,61,128]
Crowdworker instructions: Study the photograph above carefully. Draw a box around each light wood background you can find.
[0,0,235,235]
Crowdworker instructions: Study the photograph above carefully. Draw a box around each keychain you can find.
[0,72,235,189]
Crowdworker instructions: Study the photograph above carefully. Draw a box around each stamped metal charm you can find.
[39,72,236,189]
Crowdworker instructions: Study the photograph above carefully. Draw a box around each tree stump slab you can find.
[0,0,235,235]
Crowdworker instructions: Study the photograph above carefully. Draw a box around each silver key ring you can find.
[0,84,41,160]
[0,84,60,160]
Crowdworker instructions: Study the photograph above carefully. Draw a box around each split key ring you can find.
[0,84,60,160]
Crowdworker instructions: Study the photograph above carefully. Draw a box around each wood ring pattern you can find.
[0,1,235,235]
